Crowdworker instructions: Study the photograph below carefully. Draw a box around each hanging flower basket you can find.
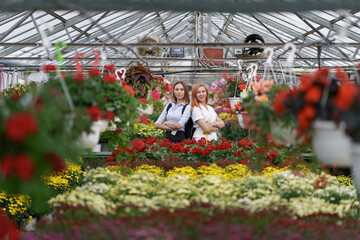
[229,97,241,109]
[312,120,351,167]
[77,121,103,149]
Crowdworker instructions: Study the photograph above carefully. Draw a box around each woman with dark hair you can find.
[191,83,225,141]
[155,81,191,143]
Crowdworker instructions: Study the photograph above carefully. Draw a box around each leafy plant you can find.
[218,119,253,141]
[125,61,156,99]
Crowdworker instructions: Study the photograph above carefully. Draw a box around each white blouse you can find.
[191,104,218,141]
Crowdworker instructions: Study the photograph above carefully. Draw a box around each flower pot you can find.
[137,104,154,115]
[270,121,298,145]
[78,121,102,149]
[92,144,101,152]
[97,120,109,133]
[237,113,245,128]
[229,97,241,109]
[312,120,351,167]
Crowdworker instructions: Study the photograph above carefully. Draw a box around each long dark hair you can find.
[171,81,190,104]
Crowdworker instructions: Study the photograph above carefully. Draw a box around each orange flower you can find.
[302,105,316,119]
[334,82,358,111]
[305,86,322,103]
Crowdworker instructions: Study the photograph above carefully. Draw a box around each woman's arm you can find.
[214,116,225,128]
[164,121,181,130]
[197,119,218,132]
[155,123,172,130]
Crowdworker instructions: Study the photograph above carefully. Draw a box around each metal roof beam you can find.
[296,13,350,60]
[0,11,34,42]
[1,0,360,14]
[71,11,110,43]
[301,11,360,42]
[0,11,100,57]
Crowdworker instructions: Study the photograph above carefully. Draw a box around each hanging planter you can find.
[229,97,241,109]
[312,120,351,167]
[97,120,109,133]
[137,104,154,115]
[77,121,102,149]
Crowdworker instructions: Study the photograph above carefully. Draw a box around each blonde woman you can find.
[191,83,224,141]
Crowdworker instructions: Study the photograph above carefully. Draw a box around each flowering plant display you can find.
[222,72,247,99]
[273,67,345,136]
[127,120,165,140]
[108,137,301,169]
[240,81,296,140]
[0,86,81,211]
[331,75,360,142]
[43,65,141,149]
[125,61,156,99]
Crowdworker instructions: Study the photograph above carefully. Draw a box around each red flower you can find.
[0,153,35,181]
[0,209,20,240]
[139,98,148,104]
[115,128,125,134]
[34,97,43,111]
[41,64,57,73]
[305,86,322,103]
[302,105,316,119]
[267,151,278,160]
[238,84,246,90]
[104,74,116,84]
[273,90,288,114]
[334,82,358,111]
[44,152,66,172]
[105,110,114,120]
[222,72,228,77]
[150,91,160,101]
[298,74,314,92]
[104,65,117,71]
[86,106,102,121]
[131,139,148,152]
[5,112,38,143]
[151,146,158,151]
[139,114,151,124]
[88,68,101,77]
[121,83,135,96]
[75,73,86,83]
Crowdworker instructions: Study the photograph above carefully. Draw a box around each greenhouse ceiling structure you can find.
[0,0,360,84]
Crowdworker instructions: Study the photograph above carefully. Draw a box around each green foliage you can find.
[218,119,254,141]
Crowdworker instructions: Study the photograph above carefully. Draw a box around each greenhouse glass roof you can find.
[0,0,359,76]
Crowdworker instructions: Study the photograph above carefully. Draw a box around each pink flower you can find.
[150,91,160,101]
[255,94,269,102]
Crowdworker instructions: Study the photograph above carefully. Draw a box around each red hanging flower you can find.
[104,65,117,71]
[334,82,358,111]
[44,152,66,172]
[86,106,102,121]
[88,68,101,77]
[41,64,57,73]
[0,153,35,181]
[5,112,38,143]
[139,98,148,104]
[150,91,160,101]
[305,86,322,103]
[105,110,114,120]
[104,73,116,84]
[222,72,228,77]
[75,73,86,83]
